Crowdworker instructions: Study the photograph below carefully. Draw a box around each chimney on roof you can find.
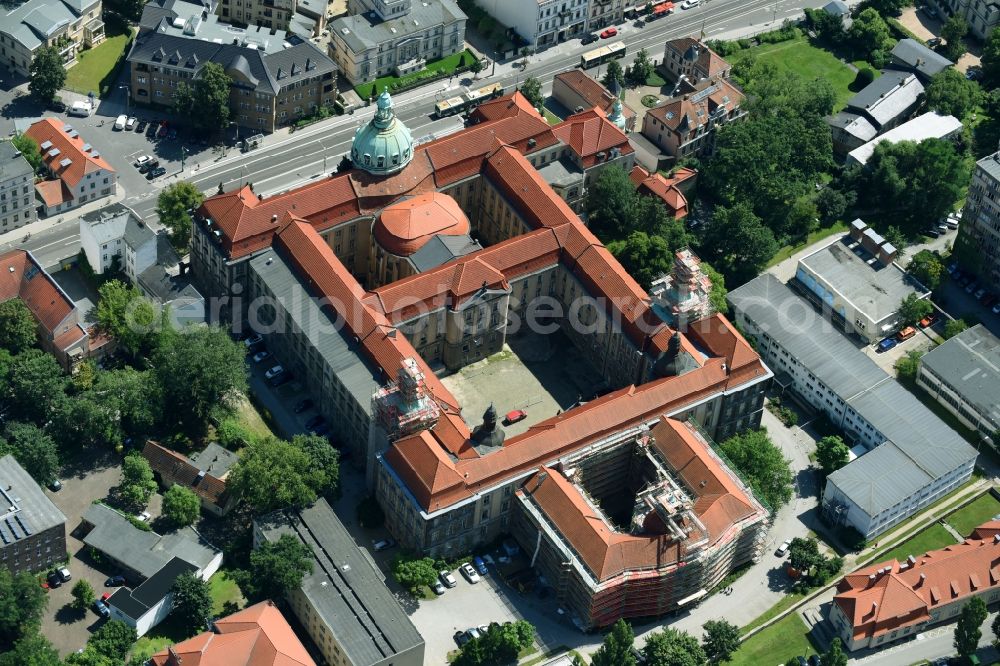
[916,573,926,587]
[868,573,876,586]
[994,534,1000,544]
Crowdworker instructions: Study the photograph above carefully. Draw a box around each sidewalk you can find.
[0,185,126,248]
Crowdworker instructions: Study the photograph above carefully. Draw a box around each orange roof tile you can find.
[664,37,731,79]
[374,192,471,257]
[0,249,76,336]
[629,166,688,219]
[483,144,580,229]
[551,108,633,167]
[469,91,544,123]
[142,440,229,506]
[34,179,72,207]
[25,117,114,189]
[553,70,637,122]
[645,78,743,133]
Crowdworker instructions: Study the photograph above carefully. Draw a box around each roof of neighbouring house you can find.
[142,440,231,506]
[845,71,924,129]
[329,0,465,54]
[0,248,78,340]
[847,111,963,165]
[919,324,1000,432]
[551,107,633,168]
[553,69,637,120]
[107,557,197,620]
[628,165,692,218]
[0,140,34,182]
[890,39,953,78]
[663,37,730,80]
[0,455,66,549]
[645,77,743,134]
[25,117,114,189]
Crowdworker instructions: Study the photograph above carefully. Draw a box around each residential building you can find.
[629,165,696,219]
[0,455,66,575]
[25,117,116,215]
[143,441,238,516]
[728,273,978,539]
[151,600,316,666]
[795,220,930,343]
[928,0,1000,39]
[0,140,37,233]
[513,417,768,629]
[660,37,731,86]
[474,0,588,50]
[253,499,425,666]
[130,1,337,133]
[889,39,952,82]
[828,72,924,154]
[79,203,157,279]
[80,502,223,636]
[641,77,746,160]
[0,0,104,77]
[821,0,852,28]
[846,112,963,166]
[588,0,623,31]
[917,324,1000,445]
[552,69,636,132]
[0,249,91,368]
[830,520,1000,650]
[956,151,1000,292]
[329,0,466,86]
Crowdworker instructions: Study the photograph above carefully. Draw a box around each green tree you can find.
[816,435,850,475]
[941,15,969,61]
[702,619,740,663]
[95,280,159,357]
[236,533,314,603]
[907,249,945,290]
[1,422,58,484]
[700,203,778,286]
[454,621,535,666]
[104,0,146,21]
[171,572,212,635]
[823,637,848,666]
[28,46,66,103]
[602,60,625,89]
[608,231,675,289]
[954,595,987,658]
[392,556,438,594]
[982,28,1000,89]
[152,325,247,436]
[5,349,67,424]
[628,48,653,87]
[119,452,157,509]
[702,262,729,315]
[0,630,62,666]
[894,349,925,381]
[173,62,232,134]
[898,293,933,325]
[812,554,844,585]
[787,537,822,571]
[11,134,42,172]
[718,429,793,509]
[815,187,853,226]
[291,434,340,497]
[155,181,205,252]
[65,649,115,666]
[71,579,95,611]
[356,495,385,528]
[849,8,894,57]
[944,318,969,339]
[925,68,981,119]
[228,437,319,514]
[0,568,48,644]
[643,628,706,666]
[591,618,636,666]
[88,620,137,661]
[162,484,201,527]
[586,165,638,240]
[992,611,1000,648]
[519,76,544,109]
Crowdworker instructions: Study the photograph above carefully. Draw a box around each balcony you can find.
[84,18,104,47]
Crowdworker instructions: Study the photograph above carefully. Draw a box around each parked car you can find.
[47,479,61,491]
[634,18,645,27]
[305,415,325,430]
[878,337,898,353]
[48,99,67,112]
[113,115,127,131]
[270,372,292,387]
[967,281,980,294]
[145,122,158,138]
[967,66,984,81]
[157,122,169,139]
[136,511,151,522]
[473,556,488,576]
[294,398,313,413]
[775,540,791,557]
[924,227,940,238]
[372,538,396,552]
[264,364,284,379]
[57,567,72,582]
[680,0,700,8]
[946,216,960,229]
[439,570,458,588]
[947,261,959,274]
[927,37,942,47]
[125,116,137,130]
[133,155,151,168]
[599,27,617,38]
[896,326,916,341]
[146,166,167,180]
[919,313,937,328]
[138,159,159,174]
[581,33,598,45]
[460,562,481,583]
[105,575,125,587]
[455,629,480,647]
[252,350,270,363]
[993,301,1000,314]
[47,571,63,588]
[504,409,527,425]
[808,654,822,666]
[244,334,263,348]
[136,119,148,133]
[432,580,446,595]
[975,287,987,300]
[93,599,110,618]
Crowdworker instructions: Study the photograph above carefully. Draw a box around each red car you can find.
[504,409,527,425]
[600,27,618,39]
[101,592,112,602]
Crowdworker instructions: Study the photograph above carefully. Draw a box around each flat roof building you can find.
[918,324,1000,445]
[254,499,425,666]
[0,455,67,575]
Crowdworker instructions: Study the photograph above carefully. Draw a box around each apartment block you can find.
[0,455,67,575]
[0,140,37,233]
[957,151,1000,293]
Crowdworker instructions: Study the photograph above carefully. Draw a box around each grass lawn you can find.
[946,493,1000,537]
[208,570,245,615]
[129,613,193,660]
[542,107,561,125]
[64,31,134,97]
[742,589,813,633]
[645,70,667,87]
[729,36,856,111]
[235,395,275,442]
[767,220,848,267]
[732,614,815,666]
[877,523,958,565]
[354,50,478,100]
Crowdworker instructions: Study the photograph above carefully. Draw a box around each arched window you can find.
[364,153,371,166]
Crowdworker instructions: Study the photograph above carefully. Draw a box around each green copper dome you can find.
[607,78,627,132]
[351,88,414,175]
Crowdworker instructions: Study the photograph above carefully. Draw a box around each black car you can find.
[270,371,292,387]
[48,100,67,113]
[47,571,63,588]
[294,398,313,413]
[136,119,148,133]
[105,575,125,587]
[924,228,940,238]
[146,166,166,180]
[581,33,598,45]
[634,18,646,27]
[145,122,158,138]
[305,415,325,430]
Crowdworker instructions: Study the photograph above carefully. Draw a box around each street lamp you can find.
[180,146,188,173]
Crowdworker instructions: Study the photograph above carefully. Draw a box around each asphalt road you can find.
[2,0,835,268]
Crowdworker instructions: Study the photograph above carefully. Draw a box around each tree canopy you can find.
[848,9,895,64]
[1,422,58,484]
[627,48,653,87]
[700,203,778,287]
[591,619,636,666]
[0,299,37,355]
[28,46,65,103]
[5,349,68,424]
[983,28,1000,89]
[941,15,969,61]
[291,434,340,497]
[0,630,62,666]
[173,62,232,134]
[0,568,48,645]
[924,68,981,119]
[171,572,213,635]
[228,437,320,514]
[156,182,205,252]
[236,533,314,603]
[718,428,793,509]
[88,620,137,662]
[519,77,543,109]
[907,249,945,291]
[823,637,848,666]
[71,579,95,611]
[602,60,625,89]
[954,595,987,657]
[816,435,850,475]
[643,628,707,666]
[119,452,157,509]
[95,280,159,358]
[894,349,924,381]
[163,484,201,527]
[702,619,740,663]
[392,556,438,594]
[453,621,535,666]
[898,293,934,325]
[10,134,41,172]
[944,318,970,339]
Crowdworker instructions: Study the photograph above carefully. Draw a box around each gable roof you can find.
[142,440,230,507]
[663,37,730,80]
[0,248,80,345]
[629,165,691,218]
[551,107,633,167]
[25,117,114,188]
[645,78,743,134]
[890,39,953,79]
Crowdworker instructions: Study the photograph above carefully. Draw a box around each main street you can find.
[3,0,835,269]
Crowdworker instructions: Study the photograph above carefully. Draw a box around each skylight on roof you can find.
[59,158,72,167]
[47,148,61,157]
[40,141,52,150]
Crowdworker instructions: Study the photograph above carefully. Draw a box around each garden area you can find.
[64,27,135,97]
[945,492,1000,537]
[354,50,479,100]
[731,614,816,666]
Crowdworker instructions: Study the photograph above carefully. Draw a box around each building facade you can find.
[957,151,1000,293]
[329,0,466,85]
[79,203,157,279]
[660,37,731,86]
[0,0,104,77]
[928,0,1000,39]
[475,0,588,50]
[0,455,67,575]
[641,77,745,160]
[26,117,116,215]
[0,140,36,233]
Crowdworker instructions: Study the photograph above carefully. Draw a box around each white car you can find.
[775,539,791,557]
[252,350,270,363]
[460,562,480,584]
[264,364,284,380]
[113,114,127,130]
[125,116,137,130]
[136,511,151,522]
[680,0,700,7]
[133,155,151,168]
[439,570,458,588]
[432,580,446,595]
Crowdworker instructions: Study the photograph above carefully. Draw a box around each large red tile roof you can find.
[374,192,471,257]
[629,165,690,219]
[0,249,76,339]
[551,107,633,168]
[151,600,315,666]
[142,441,229,506]
[25,117,114,189]
[35,179,72,207]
